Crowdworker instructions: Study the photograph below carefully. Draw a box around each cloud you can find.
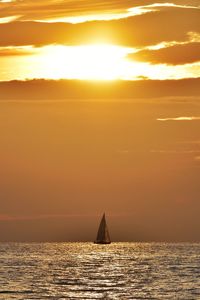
[33,2,199,24]
[0,214,53,222]
[0,0,15,2]
[116,149,130,154]
[0,0,133,21]
[0,78,199,100]
[0,46,35,56]
[0,5,199,47]
[150,150,200,165]
[178,140,200,145]
[142,32,200,51]
[128,42,200,65]
[0,213,99,221]
[0,212,127,222]
[0,1,199,23]
[157,116,200,121]
[151,149,200,153]
[151,139,200,158]
[0,15,20,23]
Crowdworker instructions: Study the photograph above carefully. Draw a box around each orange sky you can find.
[0,0,200,241]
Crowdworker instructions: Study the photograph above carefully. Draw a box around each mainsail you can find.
[94,213,111,244]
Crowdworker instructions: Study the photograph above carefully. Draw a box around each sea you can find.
[0,243,199,300]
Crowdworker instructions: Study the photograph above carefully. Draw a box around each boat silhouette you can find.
[94,213,111,244]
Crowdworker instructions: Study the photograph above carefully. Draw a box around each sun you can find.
[21,43,191,81]
[37,44,134,80]
[4,43,192,81]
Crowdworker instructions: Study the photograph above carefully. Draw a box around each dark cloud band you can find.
[0,78,199,100]
[128,42,200,65]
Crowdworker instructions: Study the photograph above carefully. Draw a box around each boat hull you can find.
[94,241,111,244]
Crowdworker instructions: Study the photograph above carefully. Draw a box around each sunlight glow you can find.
[38,45,135,80]
[36,45,200,81]
[36,44,200,80]
[0,44,199,81]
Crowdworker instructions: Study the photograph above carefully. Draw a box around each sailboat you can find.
[94,213,111,244]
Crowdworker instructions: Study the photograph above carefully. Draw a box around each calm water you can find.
[0,243,199,299]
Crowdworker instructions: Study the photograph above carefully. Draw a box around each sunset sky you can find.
[0,0,200,241]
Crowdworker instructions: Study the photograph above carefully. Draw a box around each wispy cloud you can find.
[144,32,200,51]
[43,3,200,24]
[116,149,130,154]
[0,1,199,23]
[151,149,200,154]
[0,213,95,222]
[177,140,200,145]
[0,15,20,23]
[0,0,15,2]
[0,212,131,221]
[41,6,151,24]
[133,2,199,10]
[157,116,200,121]
[0,45,35,56]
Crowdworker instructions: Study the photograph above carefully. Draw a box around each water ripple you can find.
[0,243,199,299]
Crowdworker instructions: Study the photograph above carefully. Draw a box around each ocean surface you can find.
[0,243,199,299]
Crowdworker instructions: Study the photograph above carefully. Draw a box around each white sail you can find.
[95,213,111,244]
